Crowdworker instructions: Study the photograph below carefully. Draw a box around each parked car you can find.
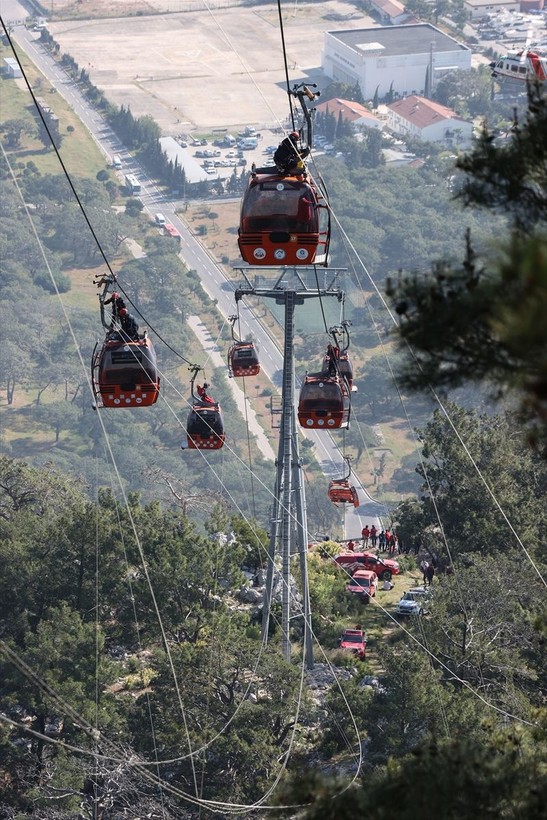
[394,587,430,617]
[335,552,400,581]
[346,569,378,601]
[339,628,367,660]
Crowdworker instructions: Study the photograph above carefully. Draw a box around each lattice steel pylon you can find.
[235,267,345,668]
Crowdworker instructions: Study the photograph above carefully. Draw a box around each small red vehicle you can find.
[339,628,367,660]
[335,551,400,581]
[346,569,378,601]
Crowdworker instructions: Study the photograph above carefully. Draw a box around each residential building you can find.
[368,0,413,25]
[463,0,519,19]
[322,24,471,101]
[314,97,384,130]
[386,95,473,148]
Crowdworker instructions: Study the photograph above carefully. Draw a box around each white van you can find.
[112,155,122,169]
[155,213,166,226]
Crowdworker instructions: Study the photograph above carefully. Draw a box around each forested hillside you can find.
[1,400,545,816]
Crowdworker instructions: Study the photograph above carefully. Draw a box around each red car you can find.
[335,551,400,581]
[339,628,367,660]
[346,569,378,601]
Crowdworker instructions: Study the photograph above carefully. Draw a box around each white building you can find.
[159,137,210,184]
[463,0,519,21]
[386,95,473,148]
[322,24,471,100]
[369,0,413,25]
[3,57,22,79]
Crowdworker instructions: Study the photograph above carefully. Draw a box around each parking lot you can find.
[48,1,372,137]
[470,8,547,51]
[174,124,336,184]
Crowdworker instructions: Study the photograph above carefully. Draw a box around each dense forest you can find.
[1,401,545,815]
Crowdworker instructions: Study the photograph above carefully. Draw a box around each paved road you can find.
[9,21,386,536]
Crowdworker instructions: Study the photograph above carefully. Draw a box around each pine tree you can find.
[386,84,547,452]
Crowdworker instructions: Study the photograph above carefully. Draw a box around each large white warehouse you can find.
[322,24,472,100]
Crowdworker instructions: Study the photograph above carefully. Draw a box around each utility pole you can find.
[235,266,345,669]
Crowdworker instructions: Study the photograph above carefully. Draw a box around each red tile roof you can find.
[387,95,467,126]
[315,97,381,124]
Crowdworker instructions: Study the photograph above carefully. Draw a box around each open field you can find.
[1,42,107,176]
[47,1,374,136]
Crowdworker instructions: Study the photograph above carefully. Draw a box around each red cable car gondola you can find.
[238,82,330,267]
[184,371,225,451]
[328,480,360,507]
[297,372,350,429]
[327,457,359,507]
[227,316,260,378]
[186,403,225,450]
[238,170,329,266]
[91,275,160,408]
[228,341,260,377]
[91,335,160,408]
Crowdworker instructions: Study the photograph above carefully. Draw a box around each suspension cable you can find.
[276,0,296,130]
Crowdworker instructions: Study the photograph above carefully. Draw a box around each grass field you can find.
[1,43,108,179]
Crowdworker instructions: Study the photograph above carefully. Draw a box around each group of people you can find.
[359,525,398,553]
[104,290,140,341]
[273,131,309,176]
[196,383,216,405]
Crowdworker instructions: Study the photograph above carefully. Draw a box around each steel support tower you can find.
[235,267,345,669]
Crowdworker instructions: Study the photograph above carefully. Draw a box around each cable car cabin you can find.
[186,403,225,450]
[298,374,350,429]
[238,171,328,266]
[92,337,160,408]
[228,341,260,378]
[328,480,359,508]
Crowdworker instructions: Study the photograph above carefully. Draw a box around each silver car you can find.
[394,587,430,617]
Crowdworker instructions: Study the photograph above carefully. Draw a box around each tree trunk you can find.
[7,377,15,405]
[36,382,51,405]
